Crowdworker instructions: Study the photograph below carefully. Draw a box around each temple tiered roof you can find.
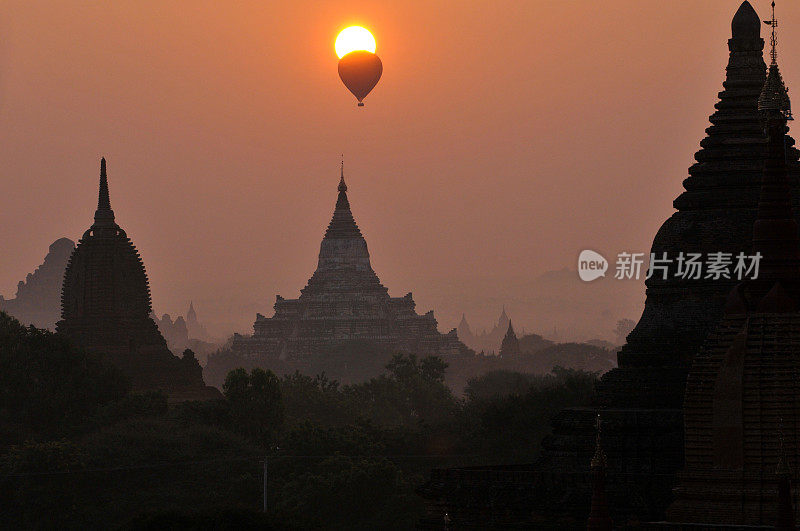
[303,164,387,297]
[233,165,463,361]
[669,57,800,523]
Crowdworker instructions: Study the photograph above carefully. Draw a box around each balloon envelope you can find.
[338,50,382,106]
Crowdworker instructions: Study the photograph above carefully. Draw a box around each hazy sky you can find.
[0,1,798,338]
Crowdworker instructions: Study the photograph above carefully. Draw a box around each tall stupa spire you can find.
[313,160,374,276]
[93,157,115,227]
[339,156,347,192]
[327,160,356,235]
[336,158,350,211]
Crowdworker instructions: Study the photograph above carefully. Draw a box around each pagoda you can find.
[232,165,463,361]
[499,320,520,358]
[418,2,800,525]
[456,307,511,353]
[57,159,219,401]
[538,0,800,518]
[668,9,800,525]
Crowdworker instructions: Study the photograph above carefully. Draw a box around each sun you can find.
[335,26,377,59]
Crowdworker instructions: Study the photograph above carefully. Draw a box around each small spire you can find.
[335,159,350,211]
[98,157,109,210]
[93,157,115,227]
[339,161,347,193]
[764,1,778,65]
[758,2,791,119]
[506,320,516,338]
[500,305,508,321]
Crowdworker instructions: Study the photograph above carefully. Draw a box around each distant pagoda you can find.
[499,320,520,358]
[232,165,464,361]
[457,307,510,353]
[57,159,218,401]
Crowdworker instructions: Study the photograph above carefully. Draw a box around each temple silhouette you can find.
[456,307,511,353]
[231,165,464,362]
[57,159,219,401]
[498,320,520,358]
[666,12,800,525]
[0,237,74,330]
[419,1,800,526]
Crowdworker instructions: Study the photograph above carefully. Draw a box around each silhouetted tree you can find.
[0,311,128,439]
[223,368,284,441]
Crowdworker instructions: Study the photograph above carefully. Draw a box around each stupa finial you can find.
[758,3,791,120]
[731,1,761,42]
[93,157,115,226]
[765,1,778,65]
[339,155,347,193]
[99,157,109,209]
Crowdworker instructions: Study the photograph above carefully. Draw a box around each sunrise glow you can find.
[335,26,377,58]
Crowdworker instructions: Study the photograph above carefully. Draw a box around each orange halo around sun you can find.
[335,26,377,59]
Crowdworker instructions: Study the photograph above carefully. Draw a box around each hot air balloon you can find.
[338,50,382,107]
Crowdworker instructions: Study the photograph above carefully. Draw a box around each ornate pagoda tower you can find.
[232,165,463,361]
[538,0,800,515]
[668,9,800,525]
[57,159,218,400]
[537,2,800,519]
[418,3,800,527]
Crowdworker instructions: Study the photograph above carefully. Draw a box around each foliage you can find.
[280,371,350,427]
[342,354,459,427]
[464,370,542,401]
[1,439,86,475]
[518,332,554,354]
[223,367,284,442]
[91,391,169,426]
[461,366,598,462]
[0,315,600,528]
[0,311,128,441]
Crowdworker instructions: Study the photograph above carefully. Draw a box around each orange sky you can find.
[0,1,798,338]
